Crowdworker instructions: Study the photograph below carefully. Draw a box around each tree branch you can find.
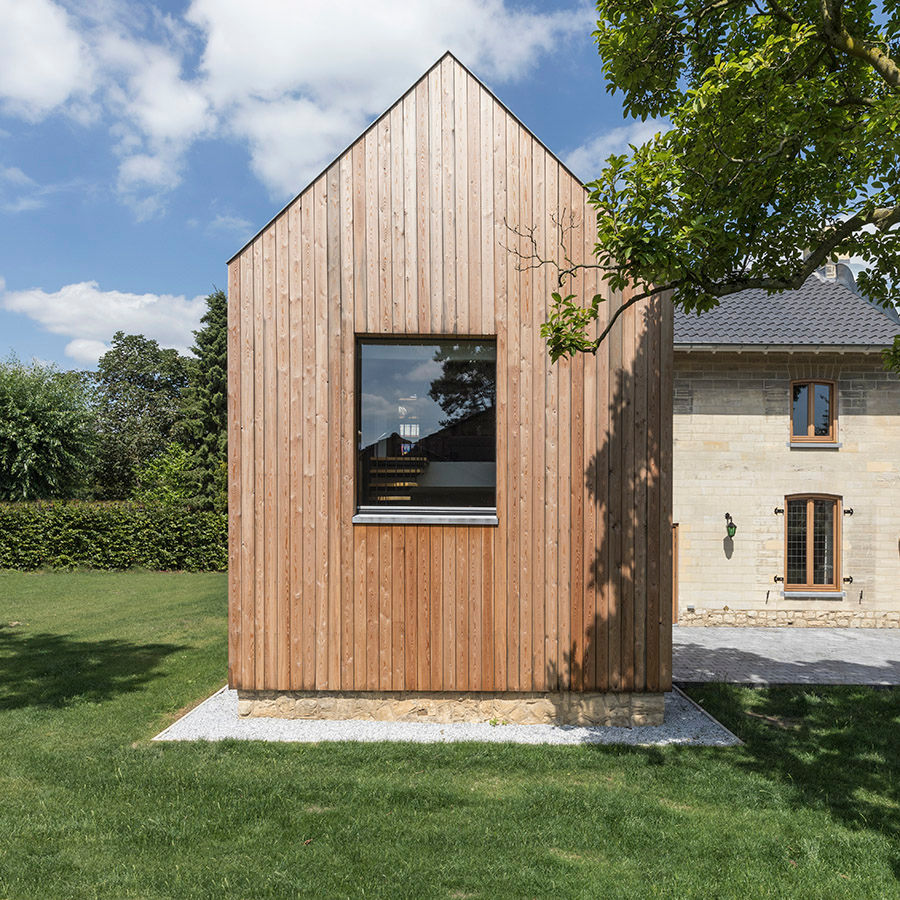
[502,214,611,286]
[705,205,900,296]
[587,281,683,351]
[819,0,900,90]
[765,0,797,25]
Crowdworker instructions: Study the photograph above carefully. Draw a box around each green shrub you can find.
[0,501,226,571]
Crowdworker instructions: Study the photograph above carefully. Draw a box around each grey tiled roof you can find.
[674,276,900,346]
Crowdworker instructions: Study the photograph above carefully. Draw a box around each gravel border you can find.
[153,686,740,746]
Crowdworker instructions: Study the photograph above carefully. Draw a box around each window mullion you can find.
[805,498,814,587]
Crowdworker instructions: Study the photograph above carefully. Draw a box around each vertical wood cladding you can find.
[227,54,673,695]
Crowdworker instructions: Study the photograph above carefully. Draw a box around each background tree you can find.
[92,332,191,499]
[132,442,196,508]
[177,289,228,511]
[542,0,900,363]
[427,342,496,427]
[0,357,96,500]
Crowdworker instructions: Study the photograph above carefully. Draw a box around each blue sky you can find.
[0,0,660,370]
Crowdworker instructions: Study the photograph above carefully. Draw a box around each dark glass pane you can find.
[812,500,835,585]
[786,499,807,584]
[813,384,831,436]
[792,383,808,437]
[358,340,496,508]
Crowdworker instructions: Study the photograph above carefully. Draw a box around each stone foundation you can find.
[237,690,665,727]
[679,608,900,628]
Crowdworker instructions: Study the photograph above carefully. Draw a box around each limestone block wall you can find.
[673,351,900,626]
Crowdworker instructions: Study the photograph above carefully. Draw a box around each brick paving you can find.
[673,626,900,685]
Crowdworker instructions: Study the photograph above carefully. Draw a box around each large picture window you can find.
[356,338,496,517]
[791,380,836,442]
[785,494,841,591]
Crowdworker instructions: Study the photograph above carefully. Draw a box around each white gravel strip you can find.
[153,686,739,746]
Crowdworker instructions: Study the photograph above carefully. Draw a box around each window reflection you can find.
[792,383,808,437]
[813,499,834,584]
[358,340,496,509]
[813,384,831,436]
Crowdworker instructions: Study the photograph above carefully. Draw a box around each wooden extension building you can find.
[226,53,673,726]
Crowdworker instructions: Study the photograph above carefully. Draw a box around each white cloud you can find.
[95,29,213,215]
[0,0,593,211]
[65,338,111,364]
[189,0,591,106]
[0,0,93,119]
[0,164,85,213]
[1,279,206,364]
[564,119,669,182]
[1,166,35,188]
[230,97,363,198]
[108,39,211,144]
[407,359,443,382]
[186,0,595,196]
[208,214,253,236]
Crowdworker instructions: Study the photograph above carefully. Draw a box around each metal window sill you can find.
[782,591,846,599]
[787,441,842,449]
[353,511,498,526]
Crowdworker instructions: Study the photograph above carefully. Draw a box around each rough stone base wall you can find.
[237,690,665,727]
[679,609,900,628]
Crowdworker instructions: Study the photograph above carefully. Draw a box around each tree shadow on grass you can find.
[0,625,186,710]
[684,683,900,875]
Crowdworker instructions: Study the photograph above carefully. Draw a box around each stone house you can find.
[673,264,900,627]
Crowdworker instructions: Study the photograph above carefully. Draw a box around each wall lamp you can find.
[725,512,737,538]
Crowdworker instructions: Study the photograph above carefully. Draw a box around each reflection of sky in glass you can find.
[814,384,831,436]
[792,383,807,435]
[359,342,495,450]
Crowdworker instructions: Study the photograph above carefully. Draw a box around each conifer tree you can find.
[180,289,228,511]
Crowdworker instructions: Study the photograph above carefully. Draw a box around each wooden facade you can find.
[226,54,673,697]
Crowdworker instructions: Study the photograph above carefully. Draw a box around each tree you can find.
[427,341,496,427]
[541,0,900,363]
[132,442,196,508]
[0,357,96,500]
[177,289,228,511]
[92,332,192,499]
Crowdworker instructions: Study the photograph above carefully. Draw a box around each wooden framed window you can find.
[791,380,836,442]
[784,494,841,591]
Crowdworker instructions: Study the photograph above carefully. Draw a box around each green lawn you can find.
[0,572,898,899]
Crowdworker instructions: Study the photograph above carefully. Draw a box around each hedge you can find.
[0,502,227,571]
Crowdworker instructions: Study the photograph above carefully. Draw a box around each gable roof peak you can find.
[228,51,585,264]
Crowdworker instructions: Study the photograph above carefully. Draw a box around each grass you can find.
[0,571,897,899]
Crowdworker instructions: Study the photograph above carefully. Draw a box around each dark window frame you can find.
[790,379,837,443]
[354,334,498,520]
[784,493,842,591]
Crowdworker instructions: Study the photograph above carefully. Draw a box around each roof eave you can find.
[674,342,890,353]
